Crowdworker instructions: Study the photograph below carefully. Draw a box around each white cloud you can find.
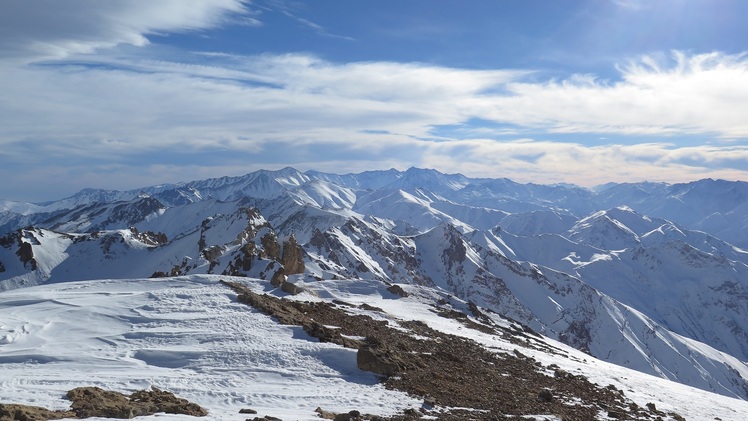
[417,140,748,187]
[0,0,250,61]
[612,0,650,11]
[3,20,748,200]
[483,51,748,138]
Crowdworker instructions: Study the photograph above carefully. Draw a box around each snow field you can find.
[0,276,421,420]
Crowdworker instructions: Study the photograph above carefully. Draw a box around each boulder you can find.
[386,285,408,297]
[356,339,403,376]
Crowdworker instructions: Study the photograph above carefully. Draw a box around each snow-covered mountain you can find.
[3,275,748,420]
[1,167,747,404]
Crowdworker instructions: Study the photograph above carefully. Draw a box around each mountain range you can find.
[1,166,747,403]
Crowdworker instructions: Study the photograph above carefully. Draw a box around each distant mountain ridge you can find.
[4,168,747,245]
[1,167,747,400]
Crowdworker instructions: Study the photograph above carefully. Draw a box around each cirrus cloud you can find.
[0,0,252,61]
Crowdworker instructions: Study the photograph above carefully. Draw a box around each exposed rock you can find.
[333,411,362,421]
[16,241,37,270]
[201,245,224,263]
[261,232,280,261]
[537,388,553,402]
[270,269,286,287]
[304,321,362,348]
[67,387,133,418]
[386,285,408,298]
[239,408,258,414]
[222,280,657,420]
[128,387,207,417]
[0,403,75,421]
[94,197,165,231]
[280,280,303,295]
[67,386,207,418]
[281,235,305,275]
[356,338,404,377]
[0,259,4,273]
[129,227,168,246]
[402,408,421,418]
[239,243,256,271]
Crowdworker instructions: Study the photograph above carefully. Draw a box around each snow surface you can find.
[0,276,421,420]
[1,275,747,420]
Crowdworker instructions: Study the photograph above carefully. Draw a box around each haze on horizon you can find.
[2,0,748,202]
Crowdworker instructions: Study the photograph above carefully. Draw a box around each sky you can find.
[2,0,748,202]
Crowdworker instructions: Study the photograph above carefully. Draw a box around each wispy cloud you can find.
[1,1,748,200]
[279,10,355,41]
[612,0,650,11]
[0,0,250,61]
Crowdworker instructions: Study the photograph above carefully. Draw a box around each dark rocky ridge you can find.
[222,280,683,420]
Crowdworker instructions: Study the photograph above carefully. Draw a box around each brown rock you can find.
[261,232,280,260]
[356,340,403,377]
[386,284,408,297]
[537,388,554,402]
[67,386,134,418]
[0,403,75,421]
[280,280,304,295]
[270,268,286,287]
[281,235,305,275]
[66,386,207,418]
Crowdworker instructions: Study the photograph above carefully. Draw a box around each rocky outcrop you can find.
[261,232,280,260]
[386,285,408,298]
[129,227,167,246]
[0,403,75,420]
[87,197,165,232]
[270,269,286,287]
[281,235,305,275]
[16,241,37,270]
[356,337,404,377]
[280,280,304,295]
[221,280,671,420]
[0,387,206,420]
[67,386,207,418]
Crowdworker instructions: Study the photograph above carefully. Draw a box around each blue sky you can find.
[2,0,748,201]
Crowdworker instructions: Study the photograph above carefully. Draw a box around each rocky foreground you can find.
[223,280,687,421]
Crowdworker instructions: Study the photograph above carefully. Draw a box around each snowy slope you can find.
[0,275,747,420]
[0,276,422,420]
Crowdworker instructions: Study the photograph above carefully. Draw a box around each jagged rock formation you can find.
[281,235,305,275]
